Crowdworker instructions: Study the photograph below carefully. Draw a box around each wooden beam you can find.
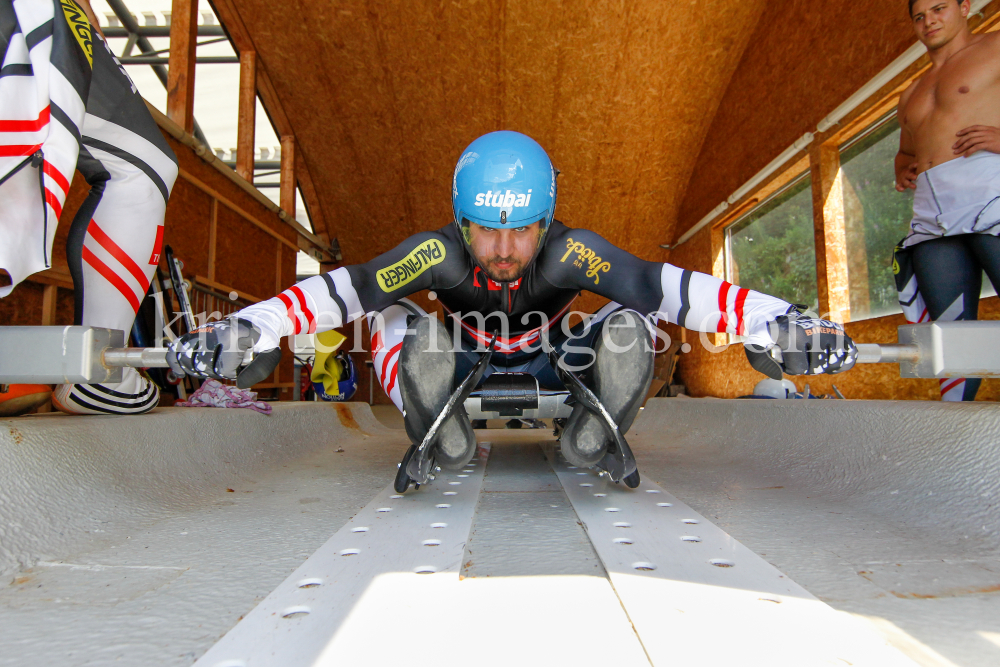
[41,285,58,326]
[166,0,199,134]
[279,135,296,216]
[207,199,218,280]
[809,143,851,322]
[295,145,329,239]
[236,51,257,181]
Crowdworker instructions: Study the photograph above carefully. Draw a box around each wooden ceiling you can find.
[229,0,767,264]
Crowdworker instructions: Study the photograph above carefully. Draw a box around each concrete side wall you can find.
[0,403,386,579]
[631,399,1000,550]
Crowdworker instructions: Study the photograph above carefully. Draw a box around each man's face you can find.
[911,0,969,50]
[467,221,542,282]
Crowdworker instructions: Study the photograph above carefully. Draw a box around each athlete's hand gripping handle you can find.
[744,311,858,379]
[166,317,282,389]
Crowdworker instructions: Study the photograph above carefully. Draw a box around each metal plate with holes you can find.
[193,444,491,667]
[548,448,918,667]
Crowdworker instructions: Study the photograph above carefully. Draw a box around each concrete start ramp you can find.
[0,399,998,666]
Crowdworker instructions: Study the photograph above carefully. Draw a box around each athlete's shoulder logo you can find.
[377,239,446,292]
[60,0,93,68]
[560,237,610,285]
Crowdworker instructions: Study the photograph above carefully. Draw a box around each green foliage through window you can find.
[840,117,914,320]
[726,176,818,312]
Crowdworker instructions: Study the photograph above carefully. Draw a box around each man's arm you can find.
[540,227,791,346]
[895,85,919,192]
[540,226,856,377]
[234,229,468,352]
[164,229,469,386]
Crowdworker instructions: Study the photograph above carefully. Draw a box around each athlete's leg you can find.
[911,236,982,401]
[556,302,655,467]
[969,234,1000,294]
[52,33,177,416]
[368,299,476,468]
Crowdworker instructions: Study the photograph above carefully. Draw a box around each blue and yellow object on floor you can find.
[310,330,358,402]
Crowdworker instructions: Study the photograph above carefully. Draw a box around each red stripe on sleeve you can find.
[44,187,62,219]
[87,221,148,288]
[734,288,749,336]
[82,246,141,313]
[0,106,49,132]
[716,282,732,333]
[0,143,42,157]
[277,293,300,334]
[42,160,70,195]
[289,286,316,334]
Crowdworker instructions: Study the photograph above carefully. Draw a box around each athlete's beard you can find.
[480,255,527,283]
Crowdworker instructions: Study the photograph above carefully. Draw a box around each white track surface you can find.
[1,400,999,666]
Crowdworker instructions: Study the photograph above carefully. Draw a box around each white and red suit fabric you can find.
[0,0,89,291]
[1,1,178,415]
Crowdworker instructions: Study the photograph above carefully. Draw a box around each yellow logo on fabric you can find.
[560,238,611,285]
[60,0,93,68]
[377,240,446,292]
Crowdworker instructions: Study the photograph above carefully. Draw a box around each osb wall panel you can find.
[676,0,916,236]
[0,281,44,327]
[162,179,213,279]
[235,0,767,268]
[214,206,277,300]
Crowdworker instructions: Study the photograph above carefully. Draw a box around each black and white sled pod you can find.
[3,321,1000,387]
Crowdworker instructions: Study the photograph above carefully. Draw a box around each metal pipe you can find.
[103,347,169,368]
[102,26,225,38]
[855,343,920,364]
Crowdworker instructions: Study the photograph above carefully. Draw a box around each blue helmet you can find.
[452,131,557,248]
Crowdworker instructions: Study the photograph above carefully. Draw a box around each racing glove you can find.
[166,317,282,389]
[744,311,857,379]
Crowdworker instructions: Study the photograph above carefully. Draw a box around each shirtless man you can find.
[894,0,1000,401]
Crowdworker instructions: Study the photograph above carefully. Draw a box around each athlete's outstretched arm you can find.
[541,227,791,346]
[165,228,471,383]
[540,225,856,377]
[233,230,468,351]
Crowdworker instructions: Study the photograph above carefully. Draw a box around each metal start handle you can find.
[103,347,171,368]
[854,343,920,365]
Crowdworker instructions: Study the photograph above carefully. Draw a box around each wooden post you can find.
[41,285,57,326]
[809,143,851,322]
[166,0,199,134]
[207,199,218,280]
[709,223,728,347]
[236,51,257,181]
[279,135,296,215]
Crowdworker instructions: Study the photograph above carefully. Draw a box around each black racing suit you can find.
[237,220,793,394]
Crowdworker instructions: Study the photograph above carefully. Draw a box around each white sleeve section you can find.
[331,267,365,320]
[296,274,344,332]
[655,264,687,325]
[236,297,293,352]
[738,294,793,347]
[656,263,791,348]
[235,269,361,352]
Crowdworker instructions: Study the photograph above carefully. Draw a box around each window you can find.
[839,115,914,320]
[725,174,818,312]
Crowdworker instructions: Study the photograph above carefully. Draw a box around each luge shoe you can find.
[52,367,160,416]
[560,310,654,467]
[397,315,476,469]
